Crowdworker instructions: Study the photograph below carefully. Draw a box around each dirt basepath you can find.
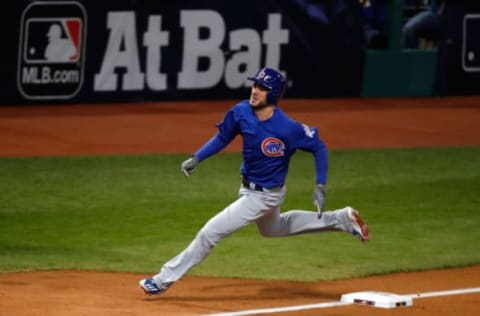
[1,266,479,316]
[0,97,479,315]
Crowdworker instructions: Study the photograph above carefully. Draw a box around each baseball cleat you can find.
[347,207,370,243]
[139,278,171,295]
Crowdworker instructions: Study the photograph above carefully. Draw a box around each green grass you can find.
[0,147,479,281]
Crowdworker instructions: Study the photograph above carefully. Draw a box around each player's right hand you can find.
[181,156,200,177]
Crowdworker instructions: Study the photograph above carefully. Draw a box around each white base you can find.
[340,291,413,309]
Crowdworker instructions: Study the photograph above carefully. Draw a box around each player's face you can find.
[249,82,269,107]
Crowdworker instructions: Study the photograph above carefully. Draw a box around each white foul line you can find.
[204,301,350,316]
[204,287,480,316]
[405,287,480,299]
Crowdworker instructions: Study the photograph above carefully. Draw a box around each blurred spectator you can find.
[359,0,387,49]
[402,0,445,48]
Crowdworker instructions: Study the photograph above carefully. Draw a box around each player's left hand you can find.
[312,185,326,218]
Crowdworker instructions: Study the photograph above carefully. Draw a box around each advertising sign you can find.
[3,0,366,104]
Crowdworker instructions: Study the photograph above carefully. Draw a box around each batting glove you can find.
[181,156,200,177]
[312,184,326,218]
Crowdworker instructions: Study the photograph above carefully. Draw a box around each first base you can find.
[340,291,413,309]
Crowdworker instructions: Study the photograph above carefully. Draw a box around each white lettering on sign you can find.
[178,10,226,89]
[144,15,170,90]
[94,12,143,91]
[22,66,80,84]
[94,10,289,92]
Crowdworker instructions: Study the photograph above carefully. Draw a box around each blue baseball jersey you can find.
[194,100,328,188]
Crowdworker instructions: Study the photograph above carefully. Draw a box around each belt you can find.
[242,177,265,191]
[241,177,283,192]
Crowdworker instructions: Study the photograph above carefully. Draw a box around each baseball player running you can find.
[139,67,370,295]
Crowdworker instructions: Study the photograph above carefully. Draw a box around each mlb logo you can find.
[17,1,87,100]
[24,18,82,63]
[463,14,480,72]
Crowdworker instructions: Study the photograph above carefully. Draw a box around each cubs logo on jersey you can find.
[261,137,285,157]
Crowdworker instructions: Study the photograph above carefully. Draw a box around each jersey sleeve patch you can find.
[302,124,315,138]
